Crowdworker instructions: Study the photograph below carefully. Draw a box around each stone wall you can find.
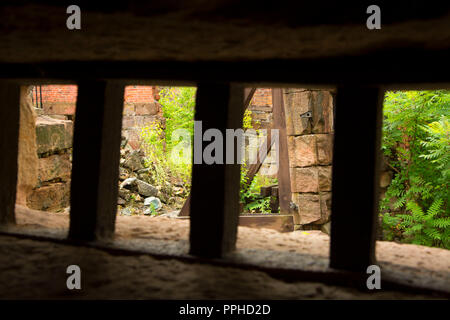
[26,113,73,211]
[24,85,164,211]
[33,85,164,150]
[16,87,39,207]
[122,86,164,149]
[283,89,334,229]
[246,88,334,227]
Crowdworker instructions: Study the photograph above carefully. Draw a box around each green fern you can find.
[399,198,449,248]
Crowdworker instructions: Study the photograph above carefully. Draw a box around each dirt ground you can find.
[14,206,450,273]
[0,206,448,299]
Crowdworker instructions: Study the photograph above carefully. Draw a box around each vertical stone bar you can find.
[189,83,244,258]
[69,81,124,241]
[0,82,21,225]
[330,86,383,271]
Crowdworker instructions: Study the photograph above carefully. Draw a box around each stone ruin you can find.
[248,88,394,232]
[19,85,165,212]
[17,86,393,231]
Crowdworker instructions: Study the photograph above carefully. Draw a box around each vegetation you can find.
[140,87,277,213]
[140,87,195,198]
[239,109,278,213]
[380,90,450,248]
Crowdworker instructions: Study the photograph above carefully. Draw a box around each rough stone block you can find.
[135,115,159,128]
[123,103,135,116]
[283,89,311,135]
[288,135,317,167]
[290,167,318,193]
[17,87,39,206]
[43,102,76,116]
[292,193,321,224]
[122,116,136,129]
[27,182,70,212]
[35,116,73,155]
[314,192,332,224]
[316,133,333,165]
[38,153,71,184]
[135,103,159,115]
[249,105,272,112]
[318,166,332,191]
[311,90,334,134]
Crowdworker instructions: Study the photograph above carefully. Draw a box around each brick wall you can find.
[251,88,272,106]
[248,88,273,129]
[33,85,163,149]
[33,85,157,106]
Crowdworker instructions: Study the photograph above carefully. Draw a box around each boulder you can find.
[118,188,131,201]
[119,167,129,180]
[27,182,70,212]
[120,177,137,190]
[37,153,71,184]
[136,179,158,197]
[123,150,144,171]
[35,116,73,155]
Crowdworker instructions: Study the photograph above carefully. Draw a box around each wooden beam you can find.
[179,87,256,217]
[329,86,383,272]
[244,88,257,108]
[69,81,124,241]
[178,193,190,217]
[189,83,244,258]
[1,49,449,85]
[0,82,21,225]
[272,88,292,214]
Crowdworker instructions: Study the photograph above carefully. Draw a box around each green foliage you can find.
[243,109,253,130]
[394,199,450,248]
[159,87,196,150]
[140,87,196,193]
[240,162,277,213]
[240,105,278,213]
[380,90,450,248]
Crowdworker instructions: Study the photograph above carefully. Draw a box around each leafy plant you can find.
[139,87,196,197]
[380,90,450,248]
[239,106,278,213]
[396,199,450,248]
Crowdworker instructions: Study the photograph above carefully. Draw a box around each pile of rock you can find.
[117,138,188,216]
